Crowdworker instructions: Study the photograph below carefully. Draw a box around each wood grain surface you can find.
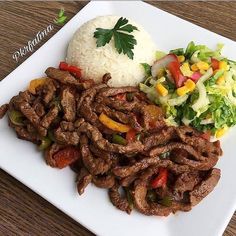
[0,1,236,236]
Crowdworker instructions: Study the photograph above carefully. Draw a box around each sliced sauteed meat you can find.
[0,64,223,216]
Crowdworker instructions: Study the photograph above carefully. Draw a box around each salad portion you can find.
[140,42,236,138]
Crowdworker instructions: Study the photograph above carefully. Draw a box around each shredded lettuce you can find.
[155,51,166,60]
[140,42,236,136]
[192,68,213,111]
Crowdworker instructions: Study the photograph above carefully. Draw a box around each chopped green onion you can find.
[147,190,157,202]
[38,137,52,150]
[125,187,134,210]
[48,130,56,142]
[112,134,127,145]
[126,92,134,102]
[158,196,172,207]
[160,152,170,159]
[136,133,141,141]
[9,110,24,126]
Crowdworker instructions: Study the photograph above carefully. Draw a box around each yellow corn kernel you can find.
[191,64,199,72]
[156,83,168,96]
[180,62,193,77]
[200,69,206,75]
[176,86,190,96]
[177,55,185,63]
[196,61,210,70]
[216,76,225,85]
[185,79,196,91]
[215,126,228,138]
[219,61,228,71]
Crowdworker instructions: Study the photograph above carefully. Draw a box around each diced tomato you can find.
[168,61,187,88]
[126,129,137,142]
[211,58,219,71]
[115,93,127,101]
[200,130,211,141]
[151,168,168,188]
[59,62,69,71]
[53,147,80,169]
[190,72,202,83]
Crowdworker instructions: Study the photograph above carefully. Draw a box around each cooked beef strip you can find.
[96,96,144,112]
[41,106,59,129]
[109,183,132,214]
[92,102,129,124]
[176,126,223,156]
[88,144,112,167]
[78,86,115,134]
[61,86,76,122]
[174,171,202,193]
[26,123,37,134]
[41,79,56,104]
[189,168,221,206]
[45,67,94,89]
[133,166,191,216]
[13,92,46,136]
[54,127,80,145]
[74,118,85,128]
[143,127,176,151]
[172,154,218,171]
[4,68,223,217]
[60,121,74,131]
[120,173,139,187]
[128,113,143,132]
[77,84,107,110]
[77,167,92,195]
[97,86,139,97]
[80,135,111,175]
[150,142,211,161]
[102,73,112,84]
[32,100,45,117]
[44,143,64,167]
[78,122,144,154]
[0,104,8,119]
[11,125,39,144]
[92,174,115,188]
[113,157,160,178]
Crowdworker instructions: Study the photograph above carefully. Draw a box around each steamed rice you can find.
[66,15,157,87]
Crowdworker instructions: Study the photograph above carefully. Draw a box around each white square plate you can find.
[0,1,236,236]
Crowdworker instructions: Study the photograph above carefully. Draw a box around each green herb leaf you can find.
[54,8,67,25]
[141,63,151,77]
[93,17,138,59]
[58,8,65,18]
[94,28,113,47]
[170,48,184,56]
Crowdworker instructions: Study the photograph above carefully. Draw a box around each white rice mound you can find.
[66,15,157,87]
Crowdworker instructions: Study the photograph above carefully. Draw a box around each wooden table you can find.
[0,1,235,235]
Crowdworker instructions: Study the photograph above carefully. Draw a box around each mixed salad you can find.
[140,42,236,138]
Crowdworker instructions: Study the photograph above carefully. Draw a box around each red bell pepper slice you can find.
[200,130,211,141]
[59,62,81,78]
[53,147,80,169]
[59,62,69,71]
[151,168,168,188]
[168,60,187,88]
[211,58,219,71]
[126,129,137,143]
[115,93,127,101]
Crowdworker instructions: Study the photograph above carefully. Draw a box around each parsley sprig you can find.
[94,17,138,59]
